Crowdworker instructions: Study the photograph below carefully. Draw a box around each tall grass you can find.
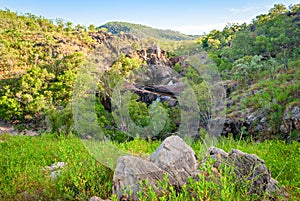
[0,133,299,200]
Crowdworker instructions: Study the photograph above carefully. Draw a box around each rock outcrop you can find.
[100,43,186,112]
[89,30,114,45]
[113,136,198,200]
[150,135,199,186]
[221,85,274,140]
[204,146,287,199]
[280,102,300,141]
[113,136,286,200]
[137,44,171,66]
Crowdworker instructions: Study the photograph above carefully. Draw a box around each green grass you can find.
[0,134,299,200]
[0,134,113,200]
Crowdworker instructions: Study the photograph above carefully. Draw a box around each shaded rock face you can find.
[125,49,184,108]
[222,83,280,140]
[228,149,270,195]
[101,43,185,112]
[137,44,171,66]
[125,82,186,107]
[280,102,300,141]
[222,80,239,97]
[221,109,271,140]
[113,136,286,200]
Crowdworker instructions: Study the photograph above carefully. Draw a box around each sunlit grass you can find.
[0,133,299,200]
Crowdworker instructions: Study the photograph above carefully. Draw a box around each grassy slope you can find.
[99,21,199,41]
[0,134,299,200]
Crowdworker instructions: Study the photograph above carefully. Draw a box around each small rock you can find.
[89,196,111,201]
[44,162,66,180]
[50,170,61,180]
[24,129,39,136]
[46,161,66,171]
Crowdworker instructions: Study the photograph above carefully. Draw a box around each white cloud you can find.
[229,7,256,13]
[173,24,224,35]
[171,20,247,35]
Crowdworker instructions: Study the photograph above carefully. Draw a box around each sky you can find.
[0,0,298,35]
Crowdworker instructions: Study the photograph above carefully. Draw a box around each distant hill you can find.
[98,21,199,41]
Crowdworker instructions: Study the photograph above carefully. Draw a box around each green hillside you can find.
[99,21,199,41]
[0,4,299,139]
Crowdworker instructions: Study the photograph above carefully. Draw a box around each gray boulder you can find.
[113,136,287,200]
[150,135,199,185]
[89,196,111,201]
[204,147,287,199]
[112,135,198,201]
[204,146,228,168]
[228,149,270,195]
[112,155,176,201]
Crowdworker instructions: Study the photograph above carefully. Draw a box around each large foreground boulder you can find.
[150,135,199,185]
[113,136,198,200]
[113,136,287,200]
[228,149,270,195]
[113,155,177,201]
[204,146,287,199]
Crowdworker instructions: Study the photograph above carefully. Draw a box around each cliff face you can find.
[99,41,186,111]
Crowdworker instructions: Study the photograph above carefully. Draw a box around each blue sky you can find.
[0,0,298,35]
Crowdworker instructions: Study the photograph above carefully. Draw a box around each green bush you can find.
[173,63,182,73]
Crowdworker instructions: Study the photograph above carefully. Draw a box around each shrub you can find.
[173,63,182,73]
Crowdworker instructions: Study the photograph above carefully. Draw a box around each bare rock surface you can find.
[113,136,197,200]
[280,102,300,141]
[113,135,287,200]
[204,146,287,199]
[228,149,270,195]
[113,155,176,201]
[150,135,199,185]
[89,196,111,201]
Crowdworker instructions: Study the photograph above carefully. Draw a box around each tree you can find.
[88,24,96,32]
[65,21,73,33]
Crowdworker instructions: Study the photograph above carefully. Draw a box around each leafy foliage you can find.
[197,3,300,139]
[198,4,300,74]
